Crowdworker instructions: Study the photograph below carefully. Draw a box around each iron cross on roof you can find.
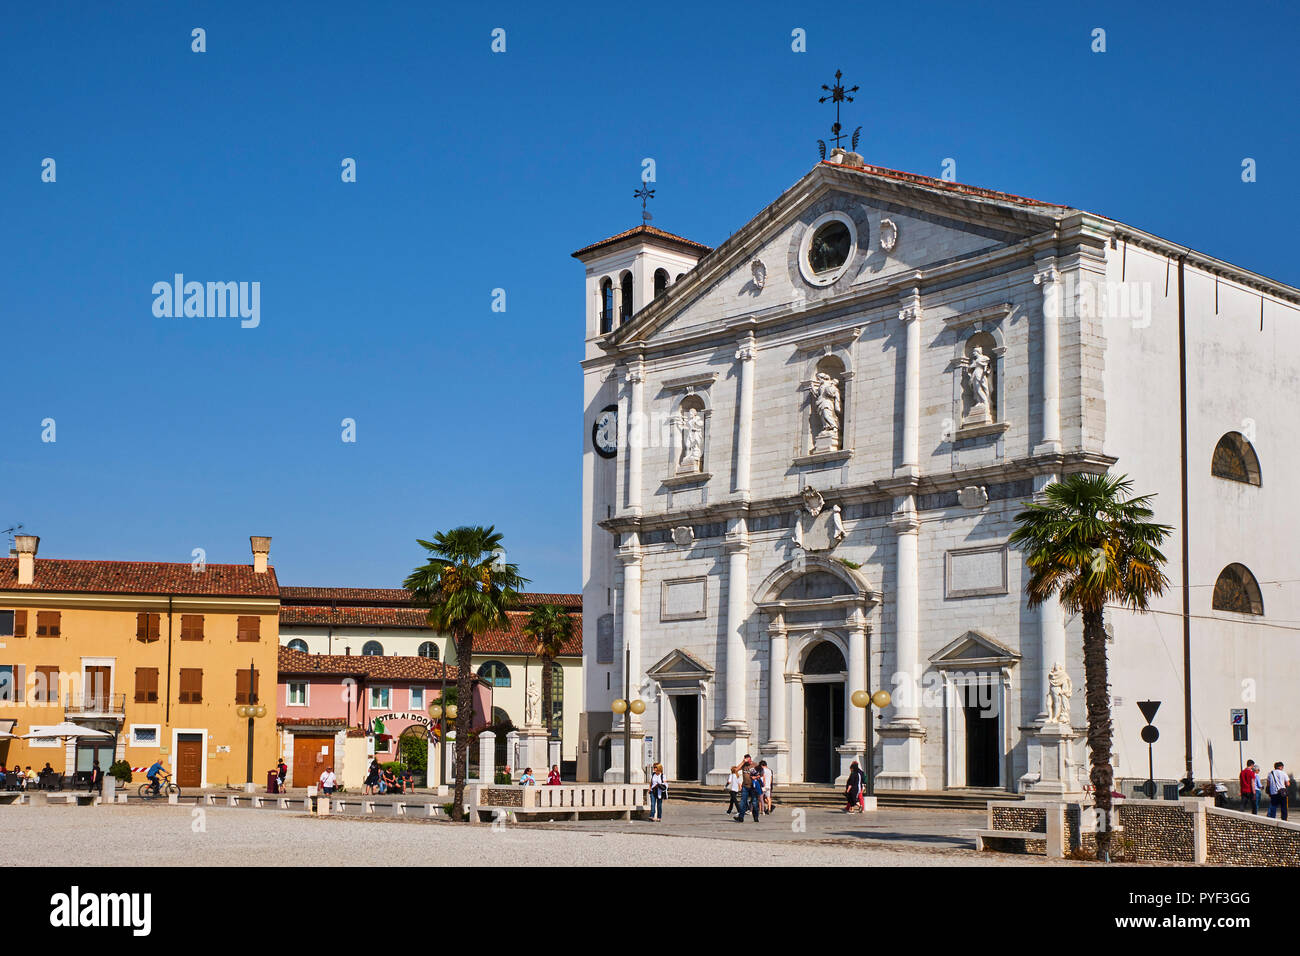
[818,69,862,160]
[634,183,655,224]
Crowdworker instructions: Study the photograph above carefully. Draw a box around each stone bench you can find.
[474,805,647,824]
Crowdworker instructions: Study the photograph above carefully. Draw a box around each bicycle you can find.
[138,772,181,800]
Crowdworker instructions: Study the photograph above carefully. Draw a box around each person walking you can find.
[1240,759,1260,814]
[276,759,288,793]
[364,758,380,796]
[844,760,865,812]
[733,754,755,823]
[748,763,764,822]
[648,762,667,822]
[760,760,774,815]
[1266,761,1291,820]
[725,765,741,814]
[319,766,337,794]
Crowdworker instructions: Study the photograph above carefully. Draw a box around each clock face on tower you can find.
[592,404,618,458]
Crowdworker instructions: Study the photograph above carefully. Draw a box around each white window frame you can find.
[410,686,425,710]
[369,685,390,709]
[287,681,309,707]
[129,723,162,748]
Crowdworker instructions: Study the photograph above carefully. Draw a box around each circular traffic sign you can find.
[1142,780,1156,798]
[1140,725,1160,744]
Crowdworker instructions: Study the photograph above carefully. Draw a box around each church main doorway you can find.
[802,641,846,784]
[672,694,698,781]
[963,701,1000,788]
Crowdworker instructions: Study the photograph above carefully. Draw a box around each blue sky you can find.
[1,1,1295,592]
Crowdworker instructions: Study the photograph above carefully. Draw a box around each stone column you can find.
[734,333,756,499]
[708,519,750,783]
[877,496,927,790]
[897,287,922,477]
[1034,262,1062,453]
[606,536,646,782]
[477,730,496,784]
[846,612,868,749]
[625,357,646,515]
[1024,471,1082,795]
[765,614,790,784]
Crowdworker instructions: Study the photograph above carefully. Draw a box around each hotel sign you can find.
[374,712,435,731]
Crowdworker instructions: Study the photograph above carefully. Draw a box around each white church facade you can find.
[576,151,1300,794]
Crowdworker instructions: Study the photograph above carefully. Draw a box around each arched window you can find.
[361,640,384,656]
[653,268,669,298]
[804,641,847,674]
[1212,563,1264,615]
[1211,432,1261,485]
[549,662,564,737]
[417,641,439,660]
[478,660,511,687]
[286,638,308,653]
[491,706,512,727]
[599,278,614,334]
[619,272,633,324]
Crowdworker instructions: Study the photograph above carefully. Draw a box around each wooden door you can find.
[176,734,203,788]
[85,666,111,709]
[293,735,333,788]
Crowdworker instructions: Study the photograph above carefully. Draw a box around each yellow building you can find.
[0,535,280,789]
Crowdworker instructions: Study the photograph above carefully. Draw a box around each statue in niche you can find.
[830,505,846,544]
[679,407,704,472]
[1045,662,1073,728]
[963,345,993,425]
[808,371,842,452]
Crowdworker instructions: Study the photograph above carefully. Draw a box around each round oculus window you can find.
[809,220,852,275]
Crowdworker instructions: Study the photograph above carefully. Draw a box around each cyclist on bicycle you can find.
[146,758,168,795]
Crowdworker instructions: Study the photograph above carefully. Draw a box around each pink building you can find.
[276,645,489,788]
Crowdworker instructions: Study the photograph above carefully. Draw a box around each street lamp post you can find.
[850,688,892,797]
[610,647,645,783]
[235,658,267,786]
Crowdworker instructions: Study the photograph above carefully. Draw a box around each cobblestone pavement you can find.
[2,804,1092,867]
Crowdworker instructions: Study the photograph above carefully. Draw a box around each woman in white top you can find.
[725,767,741,814]
[761,760,774,814]
[649,763,667,822]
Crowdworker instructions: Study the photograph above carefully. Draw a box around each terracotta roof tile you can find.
[0,558,279,597]
[278,645,463,682]
[279,605,431,629]
[571,224,711,260]
[827,159,1063,208]
[279,587,580,609]
[474,610,583,657]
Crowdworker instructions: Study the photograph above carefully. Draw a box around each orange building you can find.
[0,535,280,789]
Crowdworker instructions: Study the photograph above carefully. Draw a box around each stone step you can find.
[663,784,1021,811]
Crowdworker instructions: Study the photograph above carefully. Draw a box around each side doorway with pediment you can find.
[930,630,1019,790]
[646,648,713,783]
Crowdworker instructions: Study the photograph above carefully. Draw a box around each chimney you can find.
[250,535,271,574]
[14,535,38,585]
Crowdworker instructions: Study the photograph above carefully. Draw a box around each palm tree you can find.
[405,526,527,820]
[523,604,574,741]
[1009,473,1171,861]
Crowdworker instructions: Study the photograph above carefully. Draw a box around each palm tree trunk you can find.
[541,653,553,742]
[452,631,474,821]
[1082,605,1114,861]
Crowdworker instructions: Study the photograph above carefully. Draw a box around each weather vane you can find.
[634,183,655,224]
[817,69,862,160]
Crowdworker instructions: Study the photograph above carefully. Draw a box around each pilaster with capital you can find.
[896,286,922,478]
[765,613,790,782]
[623,358,646,515]
[1033,263,1062,453]
[617,534,643,733]
[876,495,928,791]
[707,518,751,783]
[734,333,756,500]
